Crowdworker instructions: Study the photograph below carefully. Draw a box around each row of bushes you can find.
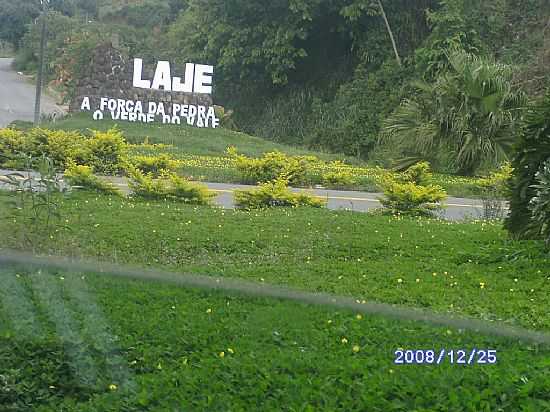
[0,127,452,215]
[228,147,361,188]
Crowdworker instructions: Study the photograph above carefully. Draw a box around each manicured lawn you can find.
[1,192,548,331]
[1,267,549,411]
[1,190,549,410]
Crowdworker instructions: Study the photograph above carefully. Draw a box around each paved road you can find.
[0,58,63,127]
[0,169,507,220]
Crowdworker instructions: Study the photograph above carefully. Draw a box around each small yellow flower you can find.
[356,314,363,320]
[227,348,235,354]
[397,278,403,283]
[327,320,333,324]
[206,308,212,314]
[219,351,225,358]
[432,272,437,276]
[352,345,360,353]
[416,278,420,283]
[341,337,348,344]
[108,384,117,391]
[479,282,485,289]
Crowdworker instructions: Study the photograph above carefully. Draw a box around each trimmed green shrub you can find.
[235,177,325,209]
[229,147,316,186]
[86,129,128,175]
[127,167,213,205]
[506,92,550,239]
[529,160,550,245]
[0,127,128,174]
[379,162,447,216]
[321,164,356,188]
[130,154,180,177]
[64,163,121,196]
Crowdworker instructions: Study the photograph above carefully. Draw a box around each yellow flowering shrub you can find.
[228,147,316,185]
[64,163,121,196]
[235,177,326,209]
[321,162,356,188]
[127,166,214,205]
[379,162,447,215]
[0,127,128,174]
[86,129,128,175]
[0,128,29,169]
[130,154,181,176]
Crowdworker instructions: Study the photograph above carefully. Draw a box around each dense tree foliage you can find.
[6,0,550,173]
[506,92,550,240]
[382,51,527,175]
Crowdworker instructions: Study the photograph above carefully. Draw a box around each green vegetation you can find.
[235,178,326,210]
[507,92,550,242]
[127,167,214,205]
[230,148,316,186]
[6,1,549,170]
[530,160,550,245]
[4,122,498,198]
[3,1,550,409]
[378,162,447,216]
[1,266,548,411]
[46,114,335,159]
[382,51,527,175]
[0,127,127,173]
[64,163,121,196]
[1,191,548,331]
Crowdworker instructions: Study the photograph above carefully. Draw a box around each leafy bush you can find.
[234,177,325,210]
[529,160,550,245]
[379,162,447,216]
[229,147,316,186]
[26,128,90,168]
[507,92,550,239]
[321,164,356,188]
[130,154,180,176]
[475,162,513,219]
[0,128,29,169]
[86,129,128,175]
[0,127,128,174]
[127,167,213,205]
[382,50,527,175]
[64,163,121,196]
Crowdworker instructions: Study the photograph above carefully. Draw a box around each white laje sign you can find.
[80,58,220,128]
[133,58,213,94]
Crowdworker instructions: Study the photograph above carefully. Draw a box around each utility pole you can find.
[34,0,49,125]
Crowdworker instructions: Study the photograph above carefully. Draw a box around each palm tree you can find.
[382,50,527,175]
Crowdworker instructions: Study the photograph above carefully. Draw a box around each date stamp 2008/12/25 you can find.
[394,349,497,365]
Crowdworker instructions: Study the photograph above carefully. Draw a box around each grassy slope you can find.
[46,114,343,160]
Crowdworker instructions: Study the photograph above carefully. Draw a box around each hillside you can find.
[1,0,549,176]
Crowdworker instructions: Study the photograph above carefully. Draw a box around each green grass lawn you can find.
[1,191,548,331]
[1,267,549,411]
[1,190,549,410]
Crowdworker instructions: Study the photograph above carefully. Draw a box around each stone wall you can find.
[69,43,213,117]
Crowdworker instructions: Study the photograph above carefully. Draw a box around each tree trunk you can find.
[377,0,402,67]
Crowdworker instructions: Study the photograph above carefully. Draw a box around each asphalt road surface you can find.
[0,169,507,221]
[0,58,62,127]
